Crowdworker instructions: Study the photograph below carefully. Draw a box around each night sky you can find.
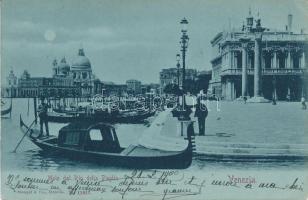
[2,0,308,84]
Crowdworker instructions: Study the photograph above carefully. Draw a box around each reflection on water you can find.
[1,98,307,172]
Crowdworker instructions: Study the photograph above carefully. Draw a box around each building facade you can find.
[52,48,97,97]
[210,12,308,101]
[1,49,102,97]
[102,82,127,96]
[2,70,18,97]
[159,68,197,90]
[1,48,103,98]
[17,70,81,98]
[196,70,212,94]
[126,79,142,94]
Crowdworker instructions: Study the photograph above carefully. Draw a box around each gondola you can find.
[20,116,194,169]
[1,99,12,116]
[46,109,156,123]
[52,108,84,115]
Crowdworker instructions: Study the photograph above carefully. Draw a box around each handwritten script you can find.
[4,170,304,200]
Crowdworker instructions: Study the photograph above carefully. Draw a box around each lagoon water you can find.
[1,98,308,172]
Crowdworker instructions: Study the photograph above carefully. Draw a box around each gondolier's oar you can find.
[12,116,37,153]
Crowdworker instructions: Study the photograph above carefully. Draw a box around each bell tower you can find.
[246,8,254,32]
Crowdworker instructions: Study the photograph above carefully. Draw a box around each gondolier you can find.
[38,100,49,137]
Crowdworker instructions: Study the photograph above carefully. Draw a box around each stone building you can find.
[210,11,308,101]
[2,48,102,98]
[126,79,142,94]
[52,48,97,97]
[70,48,95,97]
[53,57,70,78]
[2,70,18,97]
[196,70,212,94]
[102,82,127,96]
[159,68,197,90]
[17,70,80,98]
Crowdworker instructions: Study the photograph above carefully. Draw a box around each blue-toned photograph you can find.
[1,0,307,199]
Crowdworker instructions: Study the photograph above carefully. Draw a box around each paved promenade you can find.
[139,101,308,159]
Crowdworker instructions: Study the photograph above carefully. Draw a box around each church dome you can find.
[58,57,70,70]
[71,49,91,70]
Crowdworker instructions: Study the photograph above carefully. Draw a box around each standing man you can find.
[243,96,247,104]
[301,96,307,110]
[194,96,208,136]
[38,100,49,138]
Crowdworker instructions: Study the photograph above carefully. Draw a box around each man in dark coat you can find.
[301,96,307,110]
[38,101,49,137]
[194,97,208,136]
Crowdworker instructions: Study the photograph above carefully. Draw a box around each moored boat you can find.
[1,99,12,116]
[20,115,194,169]
[46,109,156,123]
[52,108,85,115]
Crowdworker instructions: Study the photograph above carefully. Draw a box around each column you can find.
[229,50,232,68]
[234,51,237,68]
[254,34,262,97]
[232,51,235,68]
[231,51,234,68]
[222,82,226,99]
[242,43,248,97]
[273,51,277,68]
[232,82,236,99]
[261,52,265,69]
[287,50,291,68]
[290,52,293,68]
[226,79,232,100]
[302,51,306,68]
[273,77,277,100]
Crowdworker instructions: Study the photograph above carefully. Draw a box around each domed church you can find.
[52,48,98,97]
[71,49,92,80]
[53,57,70,77]
[70,48,94,96]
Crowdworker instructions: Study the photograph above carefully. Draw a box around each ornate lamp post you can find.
[175,18,191,122]
[176,54,181,106]
[176,53,181,88]
[180,18,189,95]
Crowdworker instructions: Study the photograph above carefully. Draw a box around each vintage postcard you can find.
[1,0,308,199]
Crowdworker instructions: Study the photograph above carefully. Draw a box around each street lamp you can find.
[180,18,189,93]
[180,18,189,110]
[173,17,191,122]
[176,54,181,104]
[176,54,181,88]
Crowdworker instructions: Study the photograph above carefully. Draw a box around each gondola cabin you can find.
[58,123,123,153]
